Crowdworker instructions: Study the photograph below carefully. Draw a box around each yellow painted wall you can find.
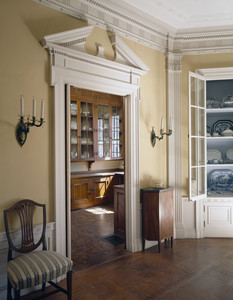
[0,0,87,228]
[0,0,167,230]
[116,39,168,188]
[182,53,233,196]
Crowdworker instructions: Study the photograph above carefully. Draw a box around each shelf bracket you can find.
[88,161,95,170]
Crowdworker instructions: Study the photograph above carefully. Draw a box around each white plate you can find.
[226,149,233,160]
[207,149,222,160]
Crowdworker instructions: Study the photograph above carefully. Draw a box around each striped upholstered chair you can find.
[4,199,73,300]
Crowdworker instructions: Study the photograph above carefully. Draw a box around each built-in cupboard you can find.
[189,68,233,237]
[69,87,125,210]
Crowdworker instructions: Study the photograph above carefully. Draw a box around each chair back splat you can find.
[4,199,73,300]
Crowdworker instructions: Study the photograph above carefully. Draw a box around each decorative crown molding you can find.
[34,0,233,55]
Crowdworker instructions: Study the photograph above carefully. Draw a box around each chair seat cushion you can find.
[7,250,73,290]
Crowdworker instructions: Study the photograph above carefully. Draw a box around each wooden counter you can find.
[71,171,124,210]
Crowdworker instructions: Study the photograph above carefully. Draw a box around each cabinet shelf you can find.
[81,115,93,118]
[207,108,233,114]
[207,164,233,167]
[207,136,233,140]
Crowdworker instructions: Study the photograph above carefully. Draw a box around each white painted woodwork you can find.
[34,0,233,55]
[42,26,149,255]
[204,199,233,237]
[166,52,184,238]
[65,84,71,259]
[188,67,233,238]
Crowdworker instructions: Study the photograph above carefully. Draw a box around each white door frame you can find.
[51,67,142,256]
[42,27,149,256]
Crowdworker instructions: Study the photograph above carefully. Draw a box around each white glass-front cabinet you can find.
[189,69,233,201]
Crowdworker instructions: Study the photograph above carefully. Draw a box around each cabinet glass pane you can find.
[71,101,77,115]
[81,101,93,159]
[191,77,205,107]
[112,106,122,158]
[191,138,205,166]
[198,167,205,195]
[98,105,110,158]
[70,101,78,160]
[191,107,205,137]
[191,167,205,197]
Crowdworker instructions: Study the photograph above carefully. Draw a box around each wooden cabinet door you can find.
[71,178,92,210]
[92,177,108,206]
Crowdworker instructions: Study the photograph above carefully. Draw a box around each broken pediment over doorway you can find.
[41,25,149,84]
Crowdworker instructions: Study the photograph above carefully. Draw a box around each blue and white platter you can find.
[208,169,233,192]
[213,120,233,135]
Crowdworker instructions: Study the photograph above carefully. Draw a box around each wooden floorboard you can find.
[40,238,233,300]
[22,206,233,299]
[71,204,128,273]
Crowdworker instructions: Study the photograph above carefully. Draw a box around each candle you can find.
[20,96,24,117]
[41,100,44,119]
[161,116,164,130]
[33,98,36,117]
[169,116,173,131]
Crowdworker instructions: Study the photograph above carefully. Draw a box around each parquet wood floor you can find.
[71,204,129,273]
[22,208,233,299]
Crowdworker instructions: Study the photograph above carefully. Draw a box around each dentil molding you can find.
[34,0,233,55]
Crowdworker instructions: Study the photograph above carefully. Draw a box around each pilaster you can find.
[166,52,185,238]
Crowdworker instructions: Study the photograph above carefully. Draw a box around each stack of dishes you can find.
[207,149,222,164]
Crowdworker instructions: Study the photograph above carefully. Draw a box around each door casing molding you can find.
[42,26,148,256]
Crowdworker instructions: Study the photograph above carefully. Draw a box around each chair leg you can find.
[67,271,72,300]
[14,289,20,300]
[42,282,46,291]
[7,278,12,300]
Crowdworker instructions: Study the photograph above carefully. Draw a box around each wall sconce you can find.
[16,96,45,146]
[151,116,172,147]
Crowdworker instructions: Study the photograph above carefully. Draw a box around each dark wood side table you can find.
[141,186,174,253]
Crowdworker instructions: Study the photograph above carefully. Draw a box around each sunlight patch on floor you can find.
[85,207,114,215]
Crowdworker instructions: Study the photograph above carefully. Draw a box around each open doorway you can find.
[42,26,148,256]
[66,86,128,271]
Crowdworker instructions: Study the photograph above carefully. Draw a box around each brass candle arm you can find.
[151,126,172,147]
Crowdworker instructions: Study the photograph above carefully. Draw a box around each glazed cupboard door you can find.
[111,105,123,159]
[80,101,94,160]
[70,100,94,160]
[97,104,110,159]
[189,72,207,200]
[70,87,124,162]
